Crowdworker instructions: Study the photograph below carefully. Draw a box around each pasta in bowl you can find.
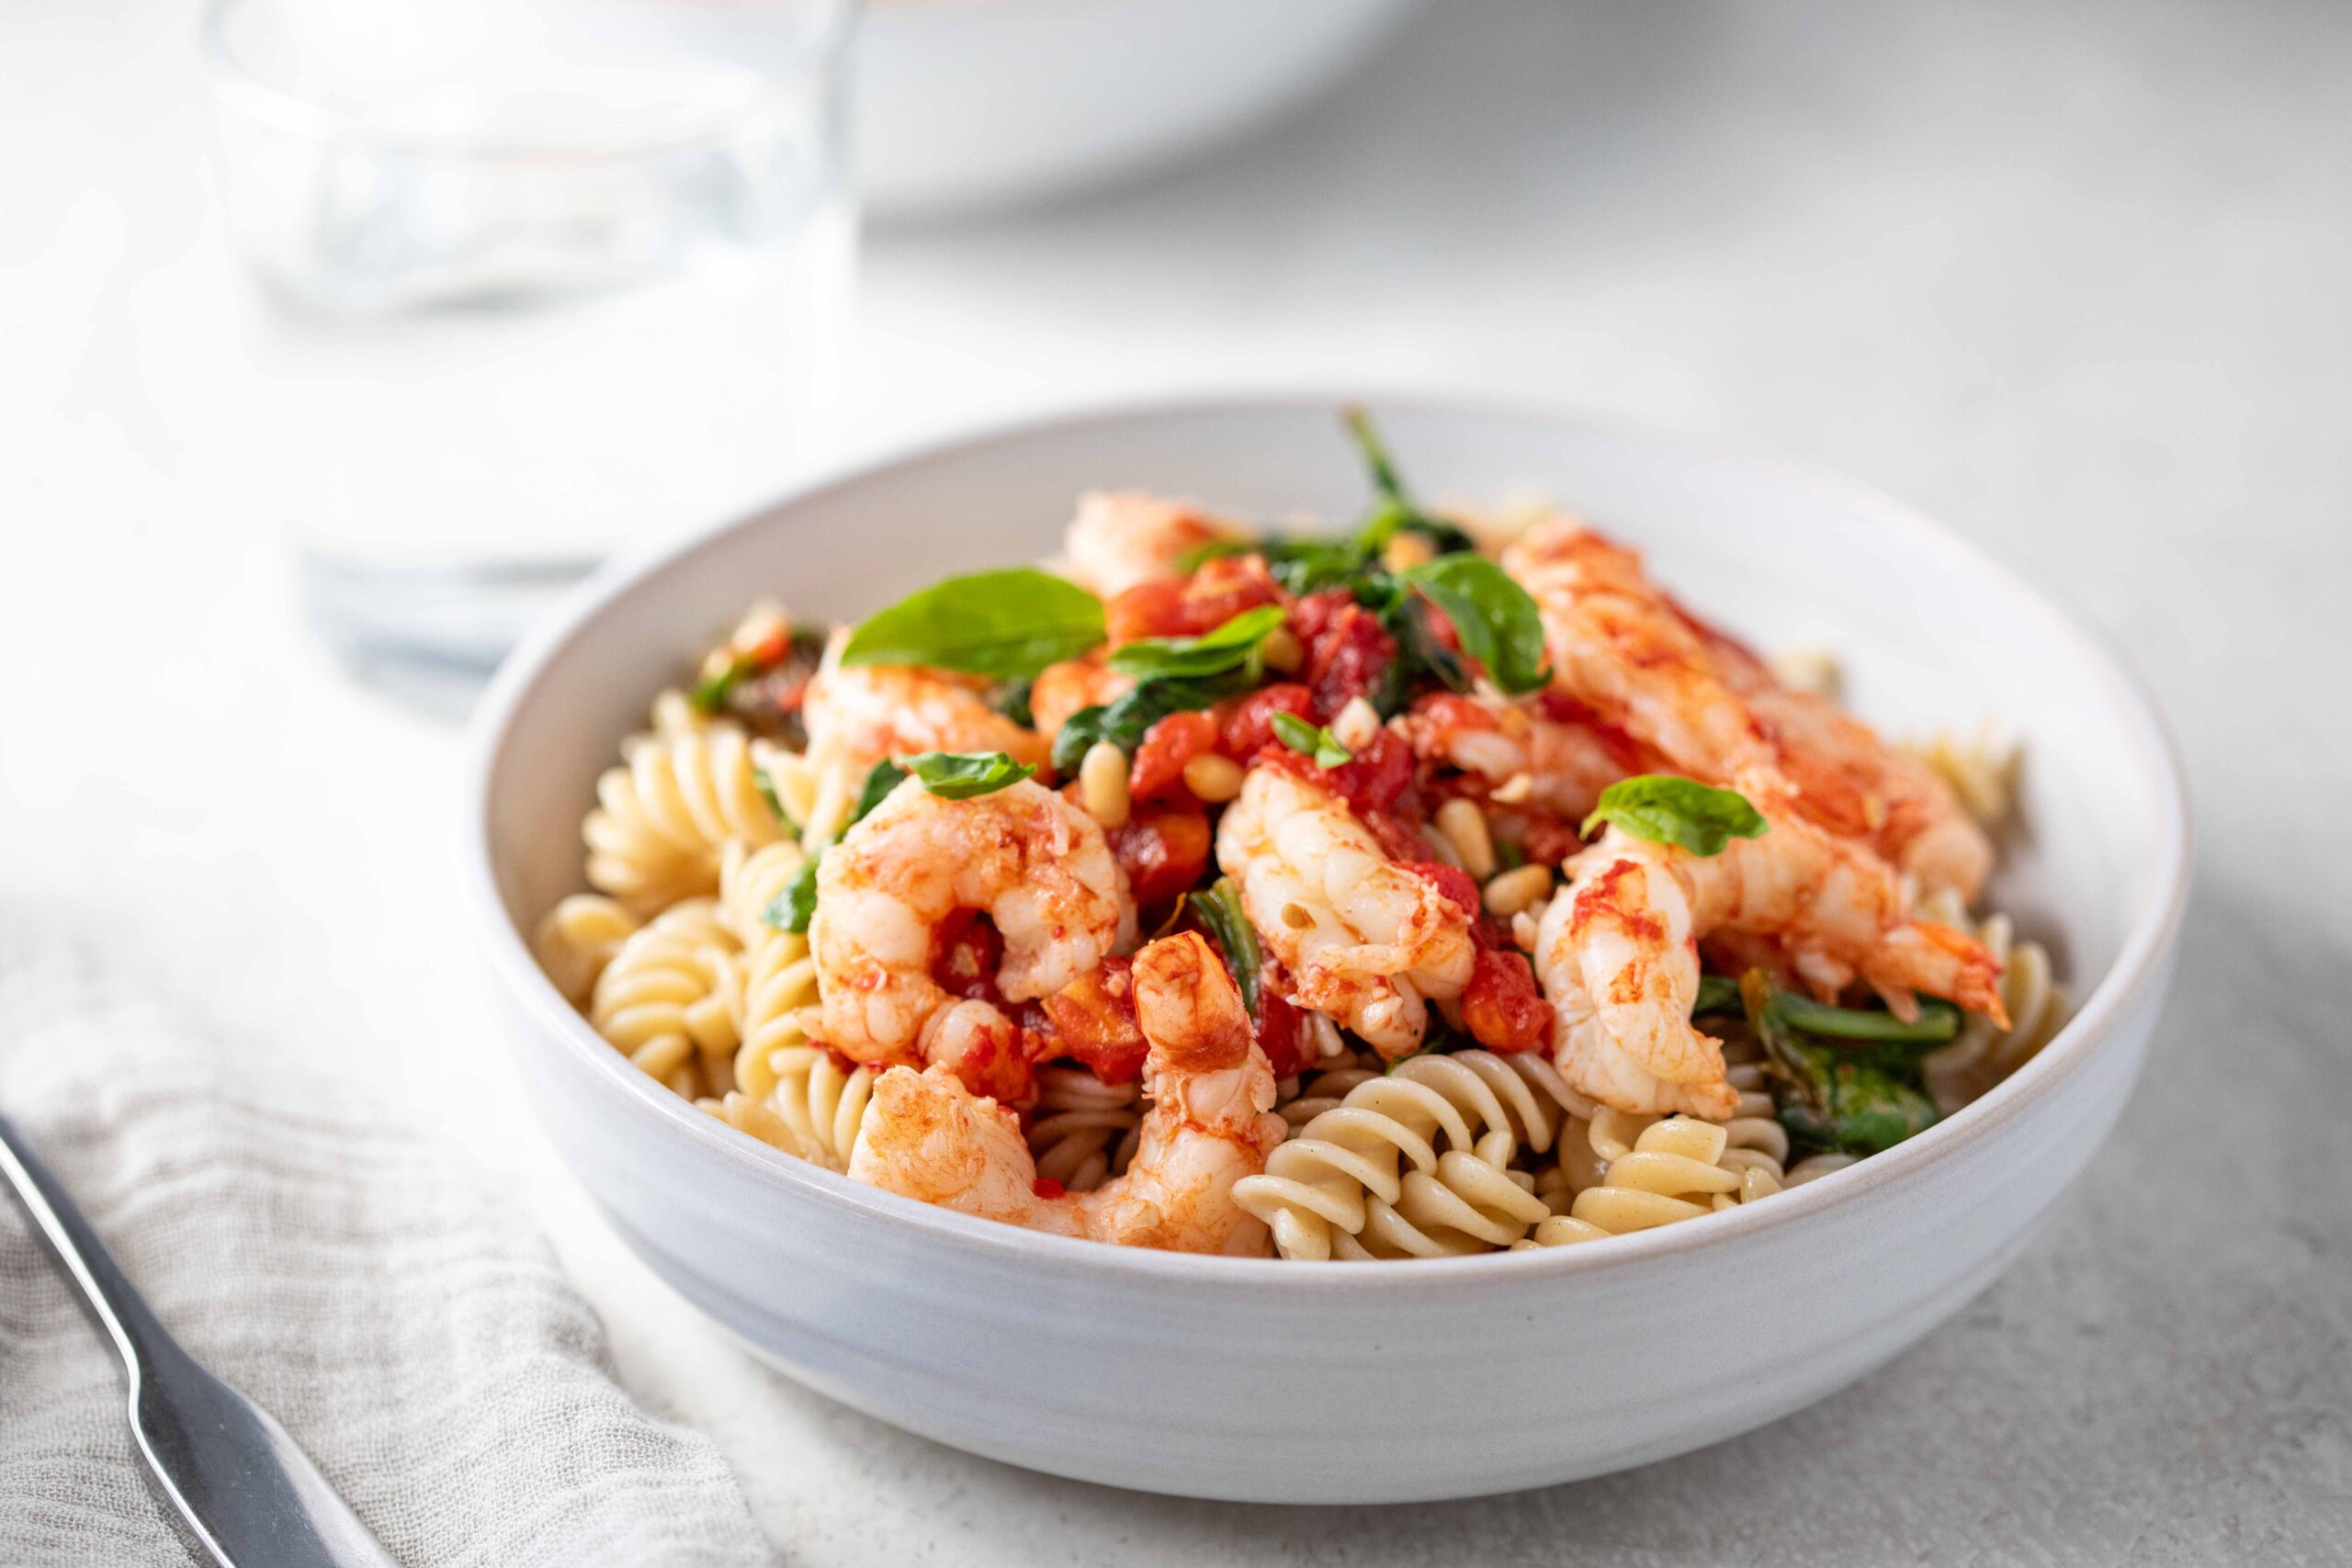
[536,413,2068,1262]
[469,399,2187,1497]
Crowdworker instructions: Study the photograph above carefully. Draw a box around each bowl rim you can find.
[465,389,2193,1292]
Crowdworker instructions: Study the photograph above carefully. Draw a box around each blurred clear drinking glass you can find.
[202,0,855,705]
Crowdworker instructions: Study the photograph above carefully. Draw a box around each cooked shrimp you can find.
[1533,799,2008,1119]
[809,776,1134,1098]
[1058,491,1240,600]
[1502,518,1776,776]
[1401,692,1645,820]
[1029,651,1133,739]
[798,631,1050,839]
[1215,765,1475,1059]
[845,932,1286,1254]
[1504,518,1992,900]
[1703,635,1992,902]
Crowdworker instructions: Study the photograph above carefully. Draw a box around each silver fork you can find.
[0,1111,401,1568]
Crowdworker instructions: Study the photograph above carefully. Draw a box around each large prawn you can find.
[1532,797,2008,1119]
[1057,491,1239,601]
[797,632,1051,840]
[809,775,1134,1100]
[1401,692,1648,822]
[845,931,1286,1255]
[1214,764,1475,1060]
[1502,517,1990,900]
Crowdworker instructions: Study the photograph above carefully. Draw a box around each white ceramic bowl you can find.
[858,0,1422,218]
[468,397,2189,1503]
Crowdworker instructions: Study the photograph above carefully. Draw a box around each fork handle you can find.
[0,1109,168,1375]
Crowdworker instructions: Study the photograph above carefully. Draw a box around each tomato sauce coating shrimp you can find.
[1060,491,1243,602]
[810,776,1134,1100]
[1214,764,1474,1060]
[1534,797,2007,1119]
[846,932,1286,1255]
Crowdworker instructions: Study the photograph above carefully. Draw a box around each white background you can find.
[5,1,2349,1562]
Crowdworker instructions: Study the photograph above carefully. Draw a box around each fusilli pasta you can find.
[1027,1067,1142,1193]
[583,722,786,917]
[1916,887,2068,1115]
[587,898,743,1100]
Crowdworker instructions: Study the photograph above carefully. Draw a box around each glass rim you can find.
[197,0,856,160]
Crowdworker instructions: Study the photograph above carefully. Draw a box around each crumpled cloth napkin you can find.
[0,928,773,1567]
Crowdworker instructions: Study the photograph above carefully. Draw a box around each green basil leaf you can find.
[1581,775,1767,857]
[1106,604,1286,682]
[761,859,821,935]
[762,760,908,934]
[902,750,1038,800]
[1396,555,1548,695]
[851,760,909,823]
[1341,408,1479,558]
[1049,674,1241,774]
[752,768,795,833]
[989,677,1035,728]
[1192,876,1261,1016]
[1692,974,1743,1017]
[1272,711,1352,768]
[841,568,1106,678]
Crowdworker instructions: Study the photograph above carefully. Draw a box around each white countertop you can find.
[5,1,2348,1562]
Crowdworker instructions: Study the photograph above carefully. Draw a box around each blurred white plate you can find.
[859,0,1421,218]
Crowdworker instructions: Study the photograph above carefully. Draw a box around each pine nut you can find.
[1381,531,1437,571]
[1434,797,1497,880]
[1181,752,1244,803]
[1080,740,1131,829]
[1484,863,1555,919]
[1331,696,1380,752]
[1510,910,1540,951]
[1261,626,1305,674]
[1490,771,1535,805]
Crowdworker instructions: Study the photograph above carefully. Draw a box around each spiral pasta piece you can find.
[583,723,786,917]
[719,1044,877,1170]
[534,893,641,1006]
[1026,1066,1142,1193]
[1915,887,2069,1114]
[587,898,743,1100]
[1905,721,2018,825]
[1234,1051,1553,1261]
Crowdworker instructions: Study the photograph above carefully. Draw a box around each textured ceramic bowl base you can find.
[473,400,2189,1503]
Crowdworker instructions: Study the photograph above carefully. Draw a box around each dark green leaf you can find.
[1050,674,1243,774]
[1106,604,1285,682]
[852,760,909,823]
[1692,974,1743,1016]
[1582,775,1768,856]
[1772,992,1962,1044]
[752,768,795,833]
[1341,408,1479,558]
[989,677,1035,728]
[1396,555,1550,695]
[841,568,1105,678]
[689,661,741,716]
[1264,537,1363,595]
[902,750,1038,800]
[1192,877,1261,1016]
[761,761,908,934]
[1746,972,1939,1156]
[1272,712,1352,768]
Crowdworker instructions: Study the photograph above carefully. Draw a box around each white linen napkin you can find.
[0,926,773,1567]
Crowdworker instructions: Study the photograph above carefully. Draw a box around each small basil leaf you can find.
[762,761,909,935]
[841,568,1106,678]
[852,760,910,824]
[1049,674,1241,774]
[1692,974,1743,1017]
[1272,712,1352,769]
[989,677,1035,728]
[1106,604,1286,682]
[1396,555,1549,695]
[1192,876,1261,1016]
[761,858,821,934]
[902,750,1038,801]
[1581,775,1767,857]
[752,768,795,833]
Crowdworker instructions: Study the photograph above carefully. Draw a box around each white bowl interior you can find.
[485,400,2168,1022]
